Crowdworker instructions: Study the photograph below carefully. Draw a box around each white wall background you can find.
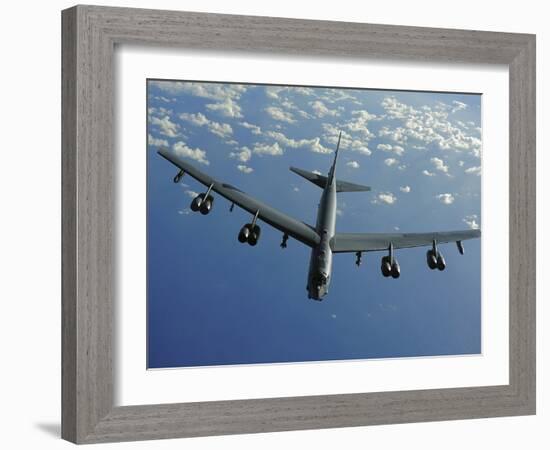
[0,0,545,448]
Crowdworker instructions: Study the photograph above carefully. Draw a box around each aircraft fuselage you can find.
[307,170,337,300]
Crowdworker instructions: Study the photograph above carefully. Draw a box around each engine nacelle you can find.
[380,256,391,277]
[199,195,214,215]
[190,193,205,212]
[248,224,261,246]
[237,223,261,245]
[190,193,214,214]
[436,254,446,271]
[390,260,400,278]
[238,224,251,243]
[426,249,437,270]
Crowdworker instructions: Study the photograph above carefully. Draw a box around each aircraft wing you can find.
[158,149,320,247]
[331,229,481,253]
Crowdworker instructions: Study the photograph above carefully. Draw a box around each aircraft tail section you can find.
[290,167,371,192]
[290,167,328,189]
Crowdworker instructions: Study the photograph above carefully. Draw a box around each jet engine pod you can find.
[380,256,392,277]
[426,249,438,270]
[190,193,205,212]
[199,195,214,215]
[390,260,401,279]
[436,254,446,271]
[238,224,251,243]
[247,224,261,246]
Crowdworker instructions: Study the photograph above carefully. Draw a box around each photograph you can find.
[147,80,482,369]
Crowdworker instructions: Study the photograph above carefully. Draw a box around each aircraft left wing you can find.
[331,229,481,253]
[158,149,320,247]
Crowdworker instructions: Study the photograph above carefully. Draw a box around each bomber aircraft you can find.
[158,133,481,301]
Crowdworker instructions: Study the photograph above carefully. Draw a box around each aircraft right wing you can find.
[158,148,320,248]
[331,229,481,253]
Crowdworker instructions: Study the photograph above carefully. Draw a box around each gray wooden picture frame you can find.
[61,4,536,444]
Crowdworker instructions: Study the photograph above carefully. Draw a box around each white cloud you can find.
[430,157,449,174]
[294,87,314,96]
[381,96,419,119]
[463,214,480,229]
[150,115,180,138]
[309,100,340,118]
[422,170,435,177]
[465,166,481,176]
[384,158,398,167]
[346,161,360,169]
[252,142,284,156]
[148,106,173,117]
[208,121,233,138]
[151,81,246,101]
[237,165,254,174]
[240,121,262,135]
[184,190,199,198]
[436,193,455,205]
[377,143,404,156]
[148,134,168,147]
[179,112,233,138]
[319,88,360,104]
[399,185,411,193]
[340,110,377,139]
[151,81,246,119]
[265,86,285,99]
[378,96,482,157]
[458,160,465,167]
[322,124,372,155]
[173,141,209,165]
[206,98,243,118]
[266,131,332,154]
[377,192,397,205]
[229,146,252,162]
[451,100,468,113]
[265,106,296,123]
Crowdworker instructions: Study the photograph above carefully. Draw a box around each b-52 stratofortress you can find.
[158,132,481,301]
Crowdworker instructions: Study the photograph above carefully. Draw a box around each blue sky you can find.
[147,80,482,369]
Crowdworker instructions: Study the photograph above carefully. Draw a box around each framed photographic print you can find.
[62,5,535,444]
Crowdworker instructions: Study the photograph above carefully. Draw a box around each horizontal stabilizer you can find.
[290,167,328,189]
[290,167,371,192]
[335,180,371,193]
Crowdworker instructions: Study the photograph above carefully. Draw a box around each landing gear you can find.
[281,233,289,249]
[380,243,400,278]
[355,251,362,267]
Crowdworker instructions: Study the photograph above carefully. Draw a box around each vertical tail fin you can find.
[328,131,341,184]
